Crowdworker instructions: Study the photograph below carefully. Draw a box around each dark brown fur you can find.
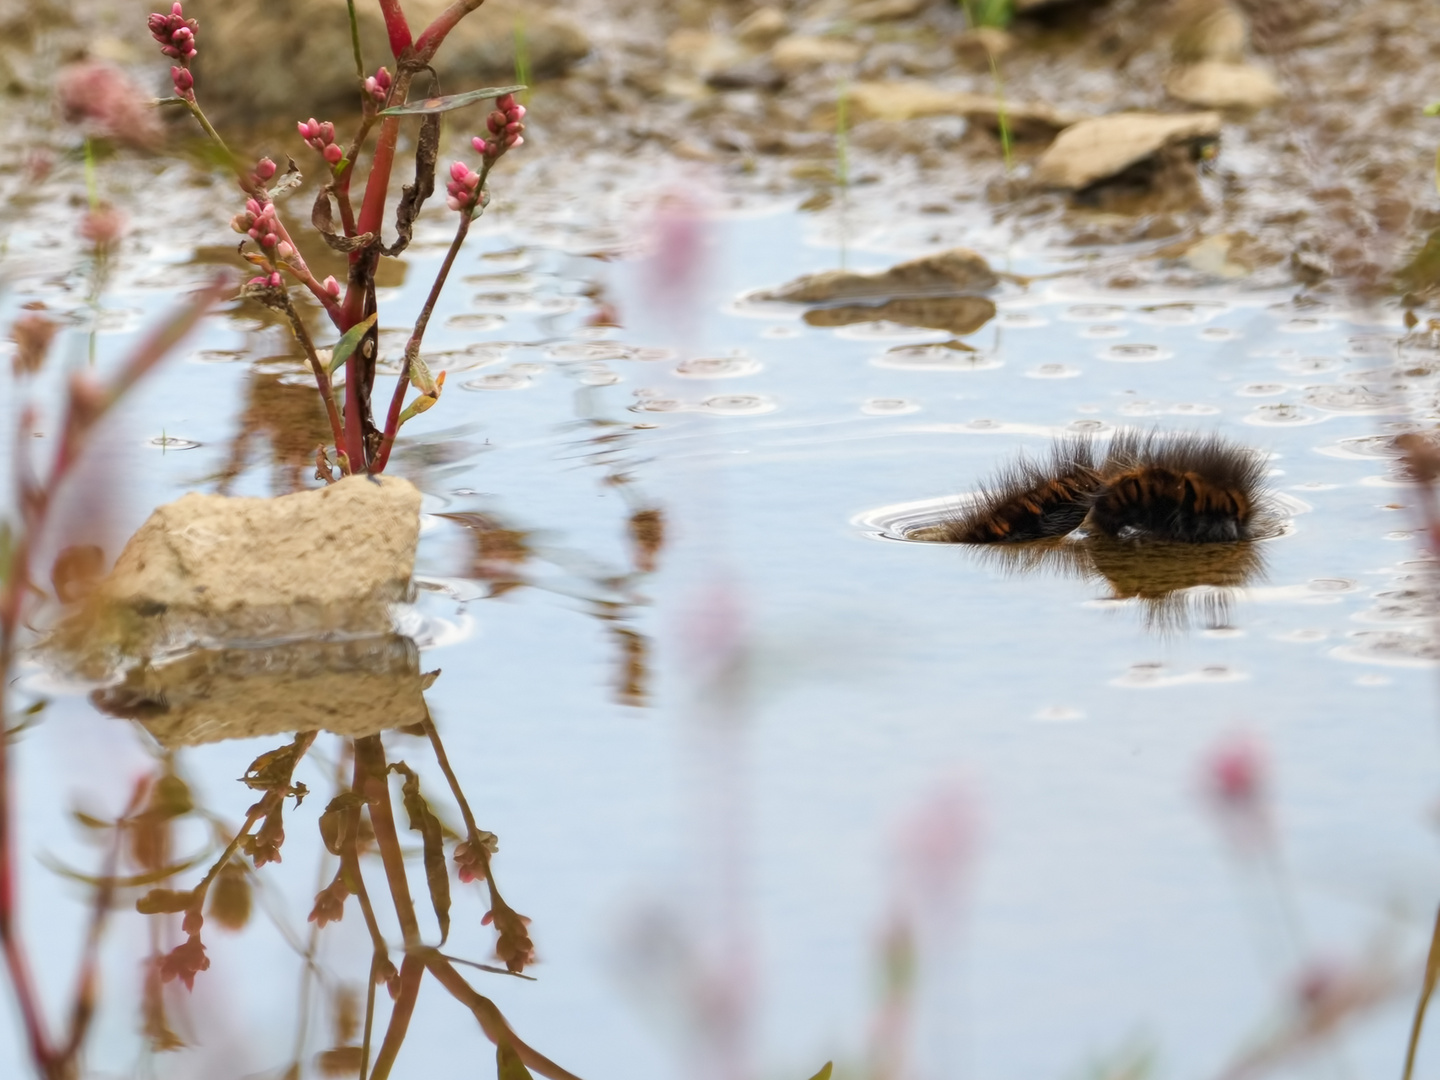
[1088,430,1266,543]
[942,438,1103,543]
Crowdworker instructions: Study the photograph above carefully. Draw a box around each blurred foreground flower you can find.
[57,61,162,149]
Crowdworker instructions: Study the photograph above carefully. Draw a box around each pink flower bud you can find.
[445,194,462,211]
[268,272,283,287]
[496,94,516,112]
[318,121,335,144]
[487,110,506,134]
[254,157,276,181]
[322,275,340,297]
[79,205,126,246]
[171,66,194,94]
[509,104,526,121]
[277,241,294,258]
[449,160,471,182]
[171,2,184,16]
[504,120,522,135]
[471,136,488,155]
[262,232,278,248]
[323,143,343,165]
[507,135,524,149]
[246,275,269,286]
[296,120,313,139]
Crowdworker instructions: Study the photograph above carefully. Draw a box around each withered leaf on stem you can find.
[318,791,364,855]
[208,858,253,931]
[241,738,305,792]
[135,887,196,915]
[391,762,451,942]
[381,111,440,258]
[310,185,375,253]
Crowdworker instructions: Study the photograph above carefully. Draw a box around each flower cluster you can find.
[297,117,343,167]
[445,160,482,212]
[474,92,526,158]
[147,2,198,100]
[56,61,162,149]
[364,66,392,106]
[231,197,283,252]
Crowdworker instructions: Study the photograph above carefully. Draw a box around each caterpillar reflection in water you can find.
[935,429,1272,545]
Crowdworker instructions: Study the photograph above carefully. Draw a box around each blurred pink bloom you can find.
[78,205,127,247]
[896,782,977,915]
[57,62,162,149]
[1206,732,1266,812]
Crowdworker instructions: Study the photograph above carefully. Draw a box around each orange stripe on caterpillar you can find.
[941,437,1103,544]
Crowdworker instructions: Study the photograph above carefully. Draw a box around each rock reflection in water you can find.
[92,634,427,746]
[945,534,1268,631]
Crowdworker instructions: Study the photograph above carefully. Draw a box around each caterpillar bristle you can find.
[939,429,1271,546]
[1090,430,1269,543]
[941,436,1101,544]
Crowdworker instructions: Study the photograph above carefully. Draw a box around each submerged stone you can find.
[757,247,998,304]
[803,296,996,335]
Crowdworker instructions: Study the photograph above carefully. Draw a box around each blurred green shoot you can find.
[1402,903,1440,1080]
[961,0,1014,172]
[836,80,850,190]
[513,19,532,106]
[82,138,99,211]
[345,0,364,80]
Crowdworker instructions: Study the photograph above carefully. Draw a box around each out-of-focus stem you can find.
[367,952,423,1080]
[414,1,488,60]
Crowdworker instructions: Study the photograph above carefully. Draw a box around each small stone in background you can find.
[1166,60,1282,109]
[770,35,863,73]
[1033,111,1222,191]
[735,6,790,47]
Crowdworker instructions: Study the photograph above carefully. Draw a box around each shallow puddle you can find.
[4,165,1440,1080]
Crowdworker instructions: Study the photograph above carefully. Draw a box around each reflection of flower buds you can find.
[158,933,209,991]
[10,313,60,377]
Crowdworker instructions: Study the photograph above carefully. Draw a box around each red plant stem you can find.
[377,0,414,58]
[423,952,584,1080]
[354,737,420,945]
[0,282,224,1079]
[371,210,471,471]
[367,952,424,1080]
[414,0,488,60]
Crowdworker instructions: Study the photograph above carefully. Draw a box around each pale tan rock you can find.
[93,636,427,747]
[91,474,421,656]
[189,0,589,120]
[757,247,998,303]
[666,29,746,76]
[1032,111,1222,190]
[953,26,1015,61]
[846,79,1085,138]
[1166,60,1282,109]
[1170,0,1247,62]
[770,34,863,73]
[735,6,790,47]
[851,0,931,22]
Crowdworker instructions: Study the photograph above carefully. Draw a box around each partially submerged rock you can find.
[757,247,998,303]
[1165,61,1282,110]
[770,35,863,73]
[804,296,996,335]
[846,80,1085,138]
[58,474,421,668]
[92,635,428,747]
[1032,111,1222,190]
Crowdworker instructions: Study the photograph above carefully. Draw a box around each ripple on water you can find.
[190,349,245,364]
[1238,383,1288,397]
[1276,354,1341,374]
[997,312,1049,328]
[1112,662,1246,688]
[1079,324,1127,339]
[862,398,921,416]
[875,343,1001,371]
[1302,385,1403,414]
[1278,317,1333,334]
[1061,304,1127,322]
[699,394,777,416]
[445,313,506,331]
[1333,629,1440,667]
[1199,327,1239,341]
[1026,363,1083,379]
[1244,403,1322,426]
[675,356,762,378]
[148,435,200,450]
[1134,302,1226,326]
[1343,335,1396,359]
[834,321,948,342]
[1099,343,1173,363]
[461,372,533,391]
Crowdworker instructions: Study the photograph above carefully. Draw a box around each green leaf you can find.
[804,1064,834,1080]
[379,85,526,116]
[328,313,377,375]
[496,1040,535,1080]
[1425,102,1440,117]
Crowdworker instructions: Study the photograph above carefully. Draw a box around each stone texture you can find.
[735,6,790,47]
[1166,60,1282,109]
[757,247,998,303]
[1032,111,1222,190]
[770,35,863,73]
[85,474,421,660]
[851,0,932,22]
[847,80,1085,138]
[188,0,589,120]
[93,635,427,747]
